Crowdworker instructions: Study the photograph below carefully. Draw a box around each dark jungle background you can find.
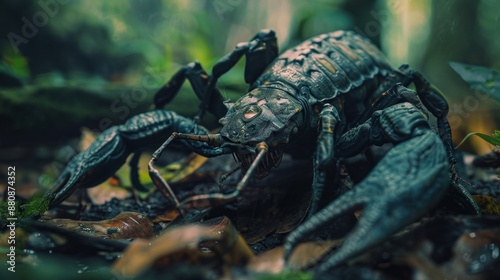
[0,1,499,278]
[1,0,499,158]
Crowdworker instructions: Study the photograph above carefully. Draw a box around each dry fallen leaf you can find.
[403,228,500,280]
[48,212,154,239]
[87,182,132,205]
[247,240,342,274]
[151,209,180,223]
[473,195,500,215]
[168,152,209,183]
[112,216,254,278]
[445,229,500,278]
[395,216,500,280]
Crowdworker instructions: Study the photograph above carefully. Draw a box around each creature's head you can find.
[218,87,303,178]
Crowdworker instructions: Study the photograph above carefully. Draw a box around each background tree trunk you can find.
[419,0,497,154]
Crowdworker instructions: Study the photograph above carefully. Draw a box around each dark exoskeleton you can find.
[46,30,479,272]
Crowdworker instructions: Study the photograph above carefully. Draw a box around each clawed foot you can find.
[284,118,450,272]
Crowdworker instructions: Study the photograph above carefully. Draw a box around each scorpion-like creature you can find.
[46,30,479,272]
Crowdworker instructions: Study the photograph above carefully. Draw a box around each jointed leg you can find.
[285,98,450,272]
[398,68,480,214]
[198,29,278,121]
[148,132,269,210]
[154,61,228,120]
[411,70,455,163]
[211,29,278,85]
[309,104,341,217]
[389,65,456,170]
[154,30,278,123]
[363,65,454,157]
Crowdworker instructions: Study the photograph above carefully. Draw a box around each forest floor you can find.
[0,137,499,279]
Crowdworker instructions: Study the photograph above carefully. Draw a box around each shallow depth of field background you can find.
[1,0,499,160]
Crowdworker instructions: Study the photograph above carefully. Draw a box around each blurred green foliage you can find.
[0,0,499,153]
[451,63,500,149]
[457,130,500,149]
[450,62,500,103]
